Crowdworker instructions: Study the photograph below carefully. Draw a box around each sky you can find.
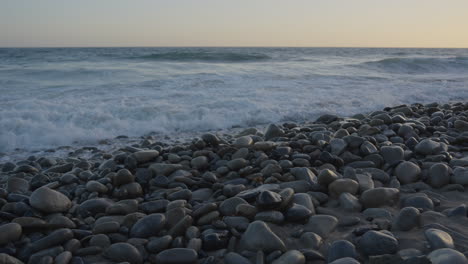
[1,0,468,48]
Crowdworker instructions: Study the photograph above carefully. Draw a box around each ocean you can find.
[1,47,468,155]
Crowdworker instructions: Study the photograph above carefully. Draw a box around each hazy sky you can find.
[1,0,468,48]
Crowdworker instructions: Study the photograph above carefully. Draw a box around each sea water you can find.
[1,47,468,154]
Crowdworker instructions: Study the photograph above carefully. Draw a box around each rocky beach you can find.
[2,101,468,264]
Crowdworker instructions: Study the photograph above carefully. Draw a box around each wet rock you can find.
[30,187,71,213]
[240,221,286,252]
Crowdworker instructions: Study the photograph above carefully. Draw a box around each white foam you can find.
[1,48,468,155]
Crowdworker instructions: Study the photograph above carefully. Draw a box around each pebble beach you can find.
[2,101,468,264]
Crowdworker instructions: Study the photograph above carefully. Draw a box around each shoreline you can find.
[1,101,468,263]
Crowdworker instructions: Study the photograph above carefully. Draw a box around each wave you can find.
[359,56,468,73]
[129,51,271,62]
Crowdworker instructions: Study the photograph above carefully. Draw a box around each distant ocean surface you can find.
[1,47,468,153]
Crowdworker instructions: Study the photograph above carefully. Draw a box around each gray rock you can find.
[220,197,248,216]
[113,169,134,186]
[285,203,313,222]
[380,146,404,165]
[0,223,22,245]
[130,213,166,238]
[133,150,159,163]
[339,193,362,212]
[272,250,305,264]
[427,248,468,264]
[293,193,315,212]
[86,180,108,193]
[304,215,338,238]
[265,124,285,140]
[79,198,114,215]
[330,138,348,155]
[403,195,434,211]
[392,207,420,231]
[146,235,172,253]
[290,167,317,185]
[0,253,23,264]
[225,252,252,264]
[329,257,360,264]
[149,163,183,176]
[454,120,468,132]
[7,177,29,194]
[201,133,220,146]
[360,141,378,156]
[395,161,421,184]
[99,159,117,171]
[424,228,454,250]
[104,243,142,264]
[451,167,468,185]
[240,221,286,252]
[428,163,450,188]
[279,180,311,193]
[191,156,209,169]
[318,169,339,186]
[360,187,399,208]
[327,240,356,263]
[89,234,111,248]
[300,232,322,249]
[329,179,359,197]
[363,208,393,221]
[356,173,374,192]
[358,230,398,256]
[255,211,284,224]
[415,139,444,156]
[28,228,73,255]
[156,248,198,264]
[30,187,71,213]
[55,251,72,264]
[234,136,254,148]
[261,164,282,177]
[257,190,283,209]
[227,158,248,171]
[232,147,250,159]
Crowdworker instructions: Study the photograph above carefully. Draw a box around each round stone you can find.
[114,169,135,186]
[327,240,356,263]
[358,230,398,256]
[0,223,22,245]
[360,188,399,208]
[392,207,420,231]
[104,243,142,264]
[86,181,108,193]
[272,250,305,264]
[328,179,359,197]
[133,150,159,163]
[240,221,286,252]
[318,169,339,186]
[257,190,283,209]
[225,252,251,264]
[155,248,198,264]
[191,156,209,170]
[30,187,71,213]
[427,248,468,264]
[428,163,450,188]
[130,213,166,238]
[227,158,248,171]
[425,228,454,250]
[395,161,421,184]
[380,146,404,165]
[220,197,248,216]
[234,136,254,148]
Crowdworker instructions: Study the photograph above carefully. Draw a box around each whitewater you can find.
[1,47,468,154]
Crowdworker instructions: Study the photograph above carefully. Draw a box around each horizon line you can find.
[1,45,468,49]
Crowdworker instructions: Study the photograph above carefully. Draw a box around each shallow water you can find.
[1,47,468,153]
